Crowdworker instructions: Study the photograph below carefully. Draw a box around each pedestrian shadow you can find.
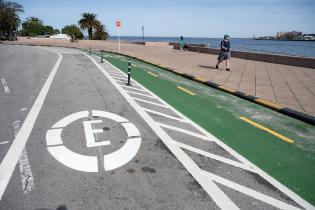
[198,65,217,70]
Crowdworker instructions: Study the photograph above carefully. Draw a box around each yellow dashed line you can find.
[147,71,158,77]
[240,116,294,143]
[177,86,196,95]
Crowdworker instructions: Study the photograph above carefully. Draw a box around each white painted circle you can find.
[46,110,141,172]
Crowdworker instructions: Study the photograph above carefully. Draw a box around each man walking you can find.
[216,34,231,71]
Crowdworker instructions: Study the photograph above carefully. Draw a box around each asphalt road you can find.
[0,45,313,210]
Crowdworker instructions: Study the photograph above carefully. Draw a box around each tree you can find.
[20,16,44,36]
[53,29,60,34]
[62,24,83,41]
[44,25,54,35]
[20,16,56,37]
[78,13,98,40]
[93,21,108,40]
[0,0,24,40]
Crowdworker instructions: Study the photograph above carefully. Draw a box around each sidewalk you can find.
[5,38,315,117]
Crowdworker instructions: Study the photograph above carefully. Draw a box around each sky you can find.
[15,0,315,38]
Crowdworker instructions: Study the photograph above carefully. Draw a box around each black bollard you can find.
[101,53,103,63]
[89,46,91,55]
[127,60,131,85]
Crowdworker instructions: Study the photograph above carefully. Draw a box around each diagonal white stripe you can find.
[201,170,302,210]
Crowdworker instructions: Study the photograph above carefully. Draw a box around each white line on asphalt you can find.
[141,108,187,122]
[86,54,239,210]
[47,146,98,172]
[0,141,10,145]
[107,72,125,77]
[174,140,255,172]
[52,111,89,128]
[124,90,155,99]
[1,78,10,94]
[20,108,27,111]
[132,97,169,108]
[12,121,35,193]
[201,170,301,210]
[88,53,314,210]
[116,80,142,89]
[121,85,146,92]
[0,50,62,200]
[108,73,126,79]
[121,122,141,137]
[156,122,213,141]
[112,76,126,81]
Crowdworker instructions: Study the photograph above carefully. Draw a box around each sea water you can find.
[109,36,315,58]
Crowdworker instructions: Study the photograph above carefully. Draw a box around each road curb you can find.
[99,49,315,126]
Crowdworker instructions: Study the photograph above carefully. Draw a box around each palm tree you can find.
[26,16,42,25]
[0,0,24,39]
[93,21,108,40]
[21,16,44,36]
[78,13,98,40]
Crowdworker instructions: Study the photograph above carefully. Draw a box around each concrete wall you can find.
[172,43,315,69]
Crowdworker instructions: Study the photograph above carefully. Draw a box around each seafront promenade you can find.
[4,37,315,117]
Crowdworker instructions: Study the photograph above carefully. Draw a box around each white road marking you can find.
[156,122,213,141]
[0,141,10,145]
[0,50,62,200]
[46,128,63,146]
[12,121,35,194]
[20,108,27,111]
[52,111,89,128]
[112,78,127,83]
[141,108,187,122]
[121,122,141,137]
[83,120,111,147]
[111,75,127,80]
[86,54,239,209]
[125,90,155,99]
[116,80,142,88]
[132,97,169,108]
[104,137,141,171]
[91,110,129,123]
[91,54,314,209]
[121,85,146,92]
[174,140,255,172]
[47,146,98,172]
[201,170,301,210]
[108,72,125,77]
[46,110,141,172]
[1,78,10,94]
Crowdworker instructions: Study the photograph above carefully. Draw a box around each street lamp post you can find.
[142,26,144,42]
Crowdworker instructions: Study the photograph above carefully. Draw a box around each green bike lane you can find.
[91,51,315,205]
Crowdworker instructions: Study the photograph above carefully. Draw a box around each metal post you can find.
[101,53,103,63]
[127,60,131,85]
[118,29,120,52]
[142,26,144,42]
[89,46,91,55]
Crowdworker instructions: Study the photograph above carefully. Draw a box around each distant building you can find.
[255,31,314,41]
[276,32,285,38]
[50,34,71,40]
[275,30,303,40]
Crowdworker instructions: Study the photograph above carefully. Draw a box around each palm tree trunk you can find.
[88,27,93,40]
